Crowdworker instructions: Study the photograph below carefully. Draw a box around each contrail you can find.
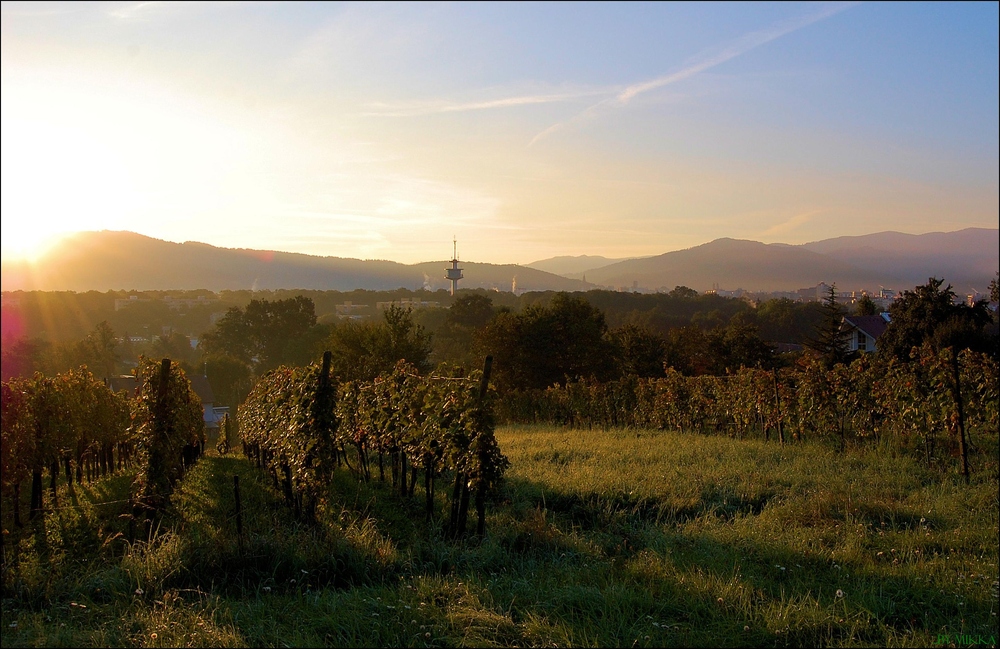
[108,1,163,20]
[363,89,610,117]
[530,2,858,147]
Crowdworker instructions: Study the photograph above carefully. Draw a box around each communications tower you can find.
[445,237,463,296]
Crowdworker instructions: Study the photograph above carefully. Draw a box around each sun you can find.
[1,119,140,262]
[1,75,143,263]
[0,231,71,264]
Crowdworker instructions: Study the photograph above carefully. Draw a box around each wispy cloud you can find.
[108,1,163,20]
[758,209,823,238]
[0,4,83,17]
[108,1,230,21]
[363,89,611,117]
[530,1,858,146]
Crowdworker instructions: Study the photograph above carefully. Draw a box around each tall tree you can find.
[432,294,496,368]
[877,277,993,362]
[855,294,878,316]
[327,305,432,382]
[668,286,699,300]
[609,324,666,378]
[447,294,495,329]
[81,321,121,379]
[751,297,823,345]
[1,338,51,381]
[662,326,715,376]
[805,284,848,368]
[200,296,319,372]
[203,354,254,408]
[475,293,614,391]
[708,320,776,373]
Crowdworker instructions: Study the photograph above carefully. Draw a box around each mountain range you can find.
[524,255,632,277]
[0,231,588,293]
[529,228,998,293]
[1,228,996,294]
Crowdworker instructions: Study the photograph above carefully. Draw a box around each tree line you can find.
[5,274,997,420]
[2,285,835,385]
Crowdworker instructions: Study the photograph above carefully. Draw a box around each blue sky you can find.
[2,1,997,264]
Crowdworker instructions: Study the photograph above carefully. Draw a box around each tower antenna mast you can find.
[446,236,464,296]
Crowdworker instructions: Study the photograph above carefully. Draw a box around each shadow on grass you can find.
[488,476,994,647]
[179,456,996,647]
[3,470,136,606]
[163,455,401,596]
[8,450,992,648]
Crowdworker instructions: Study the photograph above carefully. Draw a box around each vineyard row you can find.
[239,353,509,538]
[499,345,998,479]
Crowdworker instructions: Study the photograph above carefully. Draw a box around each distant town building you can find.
[375,298,440,311]
[334,301,369,321]
[162,295,220,311]
[115,295,152,311]
[796,282,832,302]
[115,293,220,311]
[705,288,747,299]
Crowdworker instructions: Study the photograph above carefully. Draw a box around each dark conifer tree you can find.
[805,284,848,368]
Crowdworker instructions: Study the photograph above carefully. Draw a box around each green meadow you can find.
[2,425,997,647]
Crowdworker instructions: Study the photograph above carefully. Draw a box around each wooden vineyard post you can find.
[127,494,135,545]
[233,475,245,555]
[448,468,463,539]
[950,350,970,484]
[13,484,22,528]
[476,356,494,538]
[772,368,785,445]
[146,357,173,538]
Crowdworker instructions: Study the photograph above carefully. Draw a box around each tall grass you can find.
[3,426,997,647]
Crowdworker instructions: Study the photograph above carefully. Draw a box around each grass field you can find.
[2,426,997,647]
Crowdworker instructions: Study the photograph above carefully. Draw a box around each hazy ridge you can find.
[1,228,996,293]
[533,228,999,292]
[524,255,633,277]
[0,231,590,293]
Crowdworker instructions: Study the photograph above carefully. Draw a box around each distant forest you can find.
[1,287,828,387]
[0,287,827,344]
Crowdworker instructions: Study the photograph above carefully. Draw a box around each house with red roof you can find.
[840,313,890,353]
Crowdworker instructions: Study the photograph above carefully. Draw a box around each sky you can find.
[1,1,997,266]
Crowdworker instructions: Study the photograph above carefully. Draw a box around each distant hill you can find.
[0,231,590,292]
[583,238,880,292]
[525,255,632,277]
[2,228,995,294]
[799,229,999,292]
[563,228,999,293]
[411,261,589,293]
